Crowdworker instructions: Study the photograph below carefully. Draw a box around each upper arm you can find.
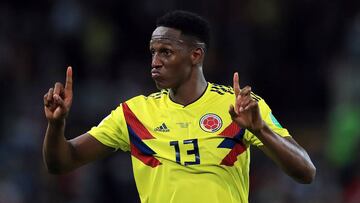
[68,133,115,168]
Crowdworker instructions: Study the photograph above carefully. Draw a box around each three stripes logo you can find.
[154,123,170,132]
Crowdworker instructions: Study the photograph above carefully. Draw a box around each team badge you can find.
[199,113,222,133]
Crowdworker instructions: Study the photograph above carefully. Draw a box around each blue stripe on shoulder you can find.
[128,126,156,155]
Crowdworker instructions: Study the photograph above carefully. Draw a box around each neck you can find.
[169,67,207,106]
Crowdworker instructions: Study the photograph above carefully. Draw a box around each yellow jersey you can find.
[88,82,290,203]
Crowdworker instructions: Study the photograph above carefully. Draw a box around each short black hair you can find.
[156,10,210,49]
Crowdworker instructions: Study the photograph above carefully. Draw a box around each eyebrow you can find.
[150,36,206,50]
[149,40,183,51]
[151,35,184,44]
[149,38,183,47]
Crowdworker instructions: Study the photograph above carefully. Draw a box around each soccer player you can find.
[43,10,316,203]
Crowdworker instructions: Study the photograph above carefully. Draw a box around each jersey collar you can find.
[166,82,211,109]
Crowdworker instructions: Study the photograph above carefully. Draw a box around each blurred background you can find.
[0,0,359,202]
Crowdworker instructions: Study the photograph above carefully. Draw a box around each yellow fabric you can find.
[88,83,290,203]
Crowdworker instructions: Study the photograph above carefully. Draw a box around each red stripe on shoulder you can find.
[218,122,247,166]
[122,102,154,140]
[130,143,161,167]
[220,143,247,166]
[218,122,241,138]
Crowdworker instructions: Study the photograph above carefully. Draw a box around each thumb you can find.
[229,104,237,118]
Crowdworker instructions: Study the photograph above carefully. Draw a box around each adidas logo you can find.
[154,123,170,132]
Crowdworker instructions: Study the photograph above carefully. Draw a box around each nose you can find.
[151,53,162,68]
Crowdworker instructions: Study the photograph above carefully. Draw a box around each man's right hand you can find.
[43,66,73,123]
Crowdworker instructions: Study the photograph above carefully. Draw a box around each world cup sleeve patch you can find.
[270,113,282,128]
[199,113,223,133]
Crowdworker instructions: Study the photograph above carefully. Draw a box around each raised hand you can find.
[229,72,264,133]
[43,66,73,123]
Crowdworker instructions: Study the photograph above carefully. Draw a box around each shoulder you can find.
[208,82,267,105]
[250,91,263,102]
[125,89,168,105]
[147,89,169,99]
[250,92,271,115]
[208,83,262,100]
[209,83,234,96]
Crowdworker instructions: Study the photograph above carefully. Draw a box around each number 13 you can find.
[170,139,200,165]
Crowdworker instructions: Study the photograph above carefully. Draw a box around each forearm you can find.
[43,119,75,174]
[254,124,316,184]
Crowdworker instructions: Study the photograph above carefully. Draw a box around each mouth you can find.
[151,69,161,79]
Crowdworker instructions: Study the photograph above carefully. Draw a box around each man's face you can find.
[149,26,193,89]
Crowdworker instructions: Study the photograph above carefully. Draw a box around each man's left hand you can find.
[229,72,265,133]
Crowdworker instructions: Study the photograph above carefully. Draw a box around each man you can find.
[43,10,315,203]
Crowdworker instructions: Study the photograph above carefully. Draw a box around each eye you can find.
[150,48,155,56]
[160,48,173,57]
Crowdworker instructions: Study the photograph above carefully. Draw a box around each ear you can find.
[190,48,204,65]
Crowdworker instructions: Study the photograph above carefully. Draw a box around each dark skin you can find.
[150,27,207,105]
[43,26,316,183]
[43,67,113,173]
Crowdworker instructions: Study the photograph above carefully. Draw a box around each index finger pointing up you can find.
[65,66,73,92]
[233,72,240,97]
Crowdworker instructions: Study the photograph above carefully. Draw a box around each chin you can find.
[155,84,163,90]
[154,79,173,90]
[154,81,167,90]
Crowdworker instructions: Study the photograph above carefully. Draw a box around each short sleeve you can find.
[88,104,130,151]
[243,99,291,147]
